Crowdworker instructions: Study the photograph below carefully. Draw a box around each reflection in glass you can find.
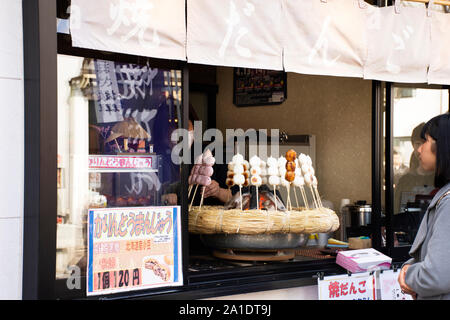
[392,87,448,246]
[56,55,182,279]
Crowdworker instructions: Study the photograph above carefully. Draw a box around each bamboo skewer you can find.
[314,186,323,208]
[286,187,292,211]
[293,185,300,208]
[199,186,206,210]
[189,184,199,211]
[299,186,309,210]
[273,186,278,211]
[309,185,320,209]
[240,186,243,211]
[256,186,259,211]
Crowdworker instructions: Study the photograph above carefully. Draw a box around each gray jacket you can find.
[404,181,450,300]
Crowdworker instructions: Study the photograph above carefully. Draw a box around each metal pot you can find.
[347,201,372,227]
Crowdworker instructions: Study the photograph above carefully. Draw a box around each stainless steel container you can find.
[348,201,372,227]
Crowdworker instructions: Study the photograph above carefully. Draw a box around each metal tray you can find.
[200,233,309,250]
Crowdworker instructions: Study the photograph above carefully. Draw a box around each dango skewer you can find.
[249,155,262,210]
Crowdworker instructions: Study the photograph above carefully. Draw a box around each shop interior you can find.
[55,50,449,289]
[52,0,450,298]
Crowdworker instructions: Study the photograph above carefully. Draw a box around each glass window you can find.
[56,54,183,280]
[391,86,448,247]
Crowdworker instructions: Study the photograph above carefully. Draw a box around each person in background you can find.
[393,149,408,186]
[161,112,233,206]
[398,113,450,300]
[394,123,435,214]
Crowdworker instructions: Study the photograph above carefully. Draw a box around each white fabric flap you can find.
[187,0,284,71]
[283,0,368,78]
[70,0,186,61]
[364,3,430,83]
[428,10,450,85]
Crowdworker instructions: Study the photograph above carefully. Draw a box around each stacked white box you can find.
[336,248,392,273]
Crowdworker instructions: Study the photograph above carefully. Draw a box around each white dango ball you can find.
[260,167,267,176]
[251,175,262,187]
[267,156,278,168]
[233,174,245,186]
[250,166,261,176]
[305,155,313,166]
[277,156,287,168]
[294,167,302,177]
[303,172,313,186]
[301,164,310,175]
[312,175,318,187]
[281,177,290,187]
[249,155,261,168]
[279,167,287,177]
[308,166,315,176]
[233,165,244,175]
[293,175,305,187]
[298,154,307,165]
[232,153,244,165]
[228,162,235,171]
[268,175,280,186]
[268,166,279,177]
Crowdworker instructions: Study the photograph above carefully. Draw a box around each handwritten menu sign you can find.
[87,206,182,296]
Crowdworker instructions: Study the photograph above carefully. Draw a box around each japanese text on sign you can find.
[318,273,376,300]
[87,206,182,296]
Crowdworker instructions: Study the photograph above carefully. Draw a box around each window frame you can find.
[23,0,411,300]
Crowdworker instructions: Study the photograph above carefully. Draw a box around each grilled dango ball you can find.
[286,149,297,162]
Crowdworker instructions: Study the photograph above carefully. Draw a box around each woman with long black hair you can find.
[398,113,450,300]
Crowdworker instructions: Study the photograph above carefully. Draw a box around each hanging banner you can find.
[70,0,186,61]
[187,0,284,71]
[283,0,368,78]
[86,206,182,296]
[428,10,450,85]
[318,272,376,300]
[364,1,430,83]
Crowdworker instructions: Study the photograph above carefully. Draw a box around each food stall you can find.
[22,0,450,300]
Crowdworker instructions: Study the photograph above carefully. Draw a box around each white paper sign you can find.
[318,272,376,300]
[283,0,368,78]
[70,0,186,61]
[187,0,284,70]
[378,270,414,300]
[364,2,431,83]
